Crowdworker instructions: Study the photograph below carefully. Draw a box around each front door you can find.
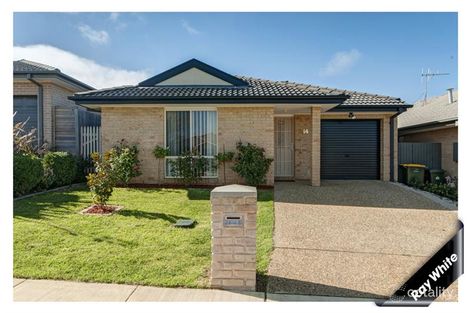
[274,117,294,179]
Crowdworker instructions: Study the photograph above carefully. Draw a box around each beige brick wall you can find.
[401,127,458,177]
[13,81,81,149]
[100,107,396,185]
[294,115,312,180]
[100,106,275,186]
[218,107,274,186]
[101,107,165,184]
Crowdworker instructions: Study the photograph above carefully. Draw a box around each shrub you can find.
[168,150,208,186]
[232,142,273,186]
[421,176,458,201]
[87,150,117,205]
[111,140,141,185]
[14,153,44,196]
[74,156,92,183]
[42,152,77,188]
[152,145,170,181]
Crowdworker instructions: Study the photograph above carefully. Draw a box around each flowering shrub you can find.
[87,151,117,205]
[111,140,141,185]
[232,142,273,186]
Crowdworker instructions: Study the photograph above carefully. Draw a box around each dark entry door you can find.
[321,120,380,180]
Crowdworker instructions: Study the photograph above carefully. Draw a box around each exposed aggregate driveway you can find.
[267,180,459,300]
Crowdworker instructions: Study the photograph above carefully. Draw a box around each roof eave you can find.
[330,104,412,112]
[14,72,94,91]
[68,95,349,105]
[398,118,458,131]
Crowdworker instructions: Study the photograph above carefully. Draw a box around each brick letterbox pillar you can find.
[210,184,257,291]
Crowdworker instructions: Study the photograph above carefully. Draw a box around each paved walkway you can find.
[268,180,459,300]
[13,278,372,302]
[13,278,265,302]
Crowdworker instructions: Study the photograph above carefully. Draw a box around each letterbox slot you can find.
[223,214,244,227]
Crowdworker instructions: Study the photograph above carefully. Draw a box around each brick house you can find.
[398,89,458,177]
[14,59,99,154]
[70,59,411,186]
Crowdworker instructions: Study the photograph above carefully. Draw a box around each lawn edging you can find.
[13,183,86,201]
[391,182,457,210]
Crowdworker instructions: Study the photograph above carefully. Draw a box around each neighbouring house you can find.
[398,89,458,177]
[70,58,411,186]
[13,59,100,155]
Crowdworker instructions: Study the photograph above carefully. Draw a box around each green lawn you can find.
[14,186,274,289]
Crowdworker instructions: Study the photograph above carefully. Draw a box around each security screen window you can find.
[165,110,217,177]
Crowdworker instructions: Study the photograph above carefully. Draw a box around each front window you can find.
[165,110,217,177]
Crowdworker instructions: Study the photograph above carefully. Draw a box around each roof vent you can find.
[447,88,454,104]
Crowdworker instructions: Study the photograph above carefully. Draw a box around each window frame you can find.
[164,107,218,179]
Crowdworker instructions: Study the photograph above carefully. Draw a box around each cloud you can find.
[78,24,109,44]
[320,49,361,76]
[109,12,120,22]
[109,13,127,30]
[181,20,201,35]
[14,45,150,89]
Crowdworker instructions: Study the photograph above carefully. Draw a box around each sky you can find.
[13,12,457,103]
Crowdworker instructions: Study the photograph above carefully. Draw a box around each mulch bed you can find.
[80,204,122,216]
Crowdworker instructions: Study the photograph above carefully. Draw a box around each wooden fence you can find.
[398,142,442,169]
[53,106,101,155]
[80,126,101,160]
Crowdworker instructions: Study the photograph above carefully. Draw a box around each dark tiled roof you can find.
[13,59,94,90]
[14,59,60,73]
[72,76,406,106]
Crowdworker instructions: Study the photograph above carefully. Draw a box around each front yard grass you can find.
[14,186,274,289]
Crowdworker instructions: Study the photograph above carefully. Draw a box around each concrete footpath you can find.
[13,278,368,302]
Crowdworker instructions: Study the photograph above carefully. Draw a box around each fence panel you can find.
[398,142,442,169]
[80,126,102,160]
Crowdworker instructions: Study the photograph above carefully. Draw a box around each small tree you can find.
[152,145,170,181]
[232,141,273,186]
[215,145,235,185]
[168,149,208,186]
[87,150,117,206]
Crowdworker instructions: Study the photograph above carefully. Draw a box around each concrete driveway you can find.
[267,180,459,300]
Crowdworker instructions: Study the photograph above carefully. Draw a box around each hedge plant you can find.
[232,141,273,186]
[42,151,77,188]
[14,153,44,196]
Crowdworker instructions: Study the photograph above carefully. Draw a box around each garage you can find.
[13,96,38,138]
[321,120,380,180]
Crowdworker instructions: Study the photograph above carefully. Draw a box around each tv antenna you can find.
[421,68,449,103]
